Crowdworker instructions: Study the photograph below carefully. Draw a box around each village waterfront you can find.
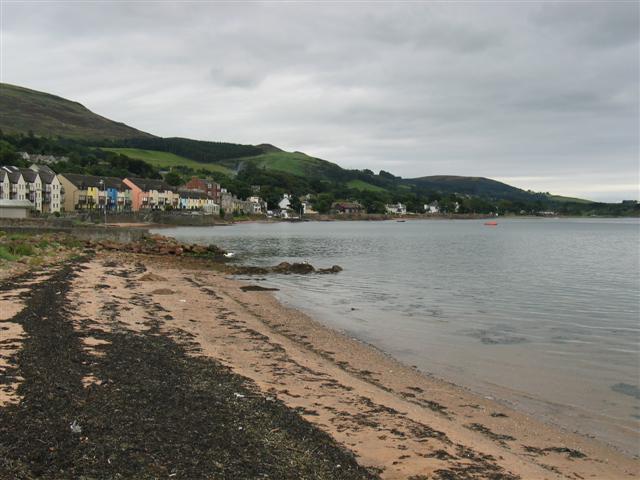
[155,217,640,455]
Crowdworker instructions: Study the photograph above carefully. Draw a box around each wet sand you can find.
[1,252,639,479]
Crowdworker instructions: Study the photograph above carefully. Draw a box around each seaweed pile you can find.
[0,261,375,479]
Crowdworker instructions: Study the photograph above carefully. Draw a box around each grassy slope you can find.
[0,83,153,140]
[101,148,233,176]
[405,175,534,200]
[217,151,342,179]
[346,179,386,192]
[545,194,593,204]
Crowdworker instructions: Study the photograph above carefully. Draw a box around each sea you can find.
[154,218,640,455]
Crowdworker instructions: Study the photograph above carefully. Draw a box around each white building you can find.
[20,168,43,212]
[248,196,267,214]
[1,166,27,202]
[30,165,63,213]
[424,201,440,214]
[0,171,9,200]
[386,202,407,215]
[278,194,292,211]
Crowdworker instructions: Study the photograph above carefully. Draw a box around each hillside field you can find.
[225,151,341,178]
[346,179,387,192]
[101,148,233,176]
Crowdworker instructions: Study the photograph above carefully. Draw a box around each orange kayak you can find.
[484,221,498,226]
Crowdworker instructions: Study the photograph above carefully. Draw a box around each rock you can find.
[240,285,280,292]
[140,273,168,282]
[288,263,315,274]
[150,288,175,295]
[318,265,343,274]
[192,245,208,254]
[231,266,270,275]
[271,262,292,273]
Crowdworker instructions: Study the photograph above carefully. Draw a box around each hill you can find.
[107,137,263,164]
[219,150,344,179]
[0,83,154,140]
[101,148,233,176]
[544,194,593,204]
[404,175,541,202]
[2,82,618,215]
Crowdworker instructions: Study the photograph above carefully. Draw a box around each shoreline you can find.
[267,283,639,458]
[2,251,636,478]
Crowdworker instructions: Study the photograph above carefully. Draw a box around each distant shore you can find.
[1,243,638,478]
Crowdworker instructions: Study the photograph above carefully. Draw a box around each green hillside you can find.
[3,82,622,215]
[404,175,538,201]
[544,194,593,204]
[346,179,387,192]
[0,83,153,140]
[101,148,233,176]
[223,151,343,179]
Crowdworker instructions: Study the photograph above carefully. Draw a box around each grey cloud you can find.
[533,2,640,48]
[1,2,638,201]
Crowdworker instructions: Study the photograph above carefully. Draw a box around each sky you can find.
[1,1,638,202]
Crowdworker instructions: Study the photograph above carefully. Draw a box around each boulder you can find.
[288,263,315,274]
[318,265,343,274]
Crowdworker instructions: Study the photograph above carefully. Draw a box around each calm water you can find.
[155,218,640,454]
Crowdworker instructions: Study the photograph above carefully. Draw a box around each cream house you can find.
[20,169,43,212]
[1,166,27,201]
[30,165,63,213]
[0,171,10,200]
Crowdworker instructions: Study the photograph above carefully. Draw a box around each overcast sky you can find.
[1,2,638,201]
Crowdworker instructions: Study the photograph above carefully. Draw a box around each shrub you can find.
[9,243,34,257]
[0,246,17,261]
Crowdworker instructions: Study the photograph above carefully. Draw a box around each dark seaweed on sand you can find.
[0,260,377,480]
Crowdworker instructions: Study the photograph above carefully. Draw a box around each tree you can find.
[289,196,303,214]
[164,171,183,186]
[0,140,20,165]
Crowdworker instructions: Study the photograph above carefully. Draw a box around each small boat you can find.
[484,221,498,227]
[396,219,406,223]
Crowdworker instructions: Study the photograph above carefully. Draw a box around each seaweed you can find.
[0,260,376,480]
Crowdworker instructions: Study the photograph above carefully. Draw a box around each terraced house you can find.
[59,173,132,212]
[1,166,26,201]
[1,165,63,213]
[183,176,222,203]
[29,165,63,213]
[123,177,178,211]
[178,189,220,214]
[0,171,9,200]
[20,168,43,212]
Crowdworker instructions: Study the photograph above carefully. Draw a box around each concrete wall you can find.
[0,207,30,219]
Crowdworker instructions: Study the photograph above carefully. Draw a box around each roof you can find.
[60,173,127,190]
[178,189,209,199]
[19,168,40,183]
[30,165,57,183]
[125,177,175,192]
[1,166,24,183]
[332,201,362,209]
[0,199,33,208]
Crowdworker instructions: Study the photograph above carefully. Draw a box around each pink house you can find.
[123,177,177,211]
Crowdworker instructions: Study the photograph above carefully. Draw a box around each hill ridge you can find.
[0,82,154,140]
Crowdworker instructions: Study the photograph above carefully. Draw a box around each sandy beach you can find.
[1,251,638,479]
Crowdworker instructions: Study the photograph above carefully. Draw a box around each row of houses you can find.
[0,167,267,216]
[1,165,447,218]
[0,165,63,213]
